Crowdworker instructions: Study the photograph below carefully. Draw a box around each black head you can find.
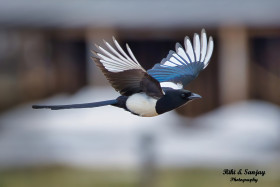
[155,89,201,115]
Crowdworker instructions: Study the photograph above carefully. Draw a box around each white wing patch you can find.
[161,29,214,69]
[204,36,214,68]
[184,36,195,62]
[160,82,183,89]
[193,33,201,61]
[95,37,145,73]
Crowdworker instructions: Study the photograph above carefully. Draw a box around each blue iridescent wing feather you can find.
[148,51,205,85]
[147,29,214,88]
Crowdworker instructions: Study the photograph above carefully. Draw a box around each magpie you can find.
[33,29,214,117]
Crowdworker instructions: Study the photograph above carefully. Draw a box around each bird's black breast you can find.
[155,89,189,115]
[155,94,176,115]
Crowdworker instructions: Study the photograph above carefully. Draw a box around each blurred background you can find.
[0,0,279,187]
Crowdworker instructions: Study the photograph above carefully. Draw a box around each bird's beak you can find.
[188,93,202,100]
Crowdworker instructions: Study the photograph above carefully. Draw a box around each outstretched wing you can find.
[147,29,214,89]
[92,37,164,98]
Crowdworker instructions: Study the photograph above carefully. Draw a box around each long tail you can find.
[32,99,118,110]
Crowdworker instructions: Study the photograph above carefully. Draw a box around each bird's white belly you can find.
[126,93,158,117]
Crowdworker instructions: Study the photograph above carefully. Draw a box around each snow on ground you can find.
[0,86,279,169]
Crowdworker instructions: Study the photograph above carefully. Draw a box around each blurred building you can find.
[0,0,279,116]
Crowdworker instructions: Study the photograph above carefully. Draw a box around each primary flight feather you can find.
[33,29,214,117]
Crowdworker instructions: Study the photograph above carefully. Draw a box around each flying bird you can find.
[33,29,214,117]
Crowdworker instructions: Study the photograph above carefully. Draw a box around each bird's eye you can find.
[181,93,187,99]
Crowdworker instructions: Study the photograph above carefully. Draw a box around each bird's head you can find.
[155,89,201,115]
